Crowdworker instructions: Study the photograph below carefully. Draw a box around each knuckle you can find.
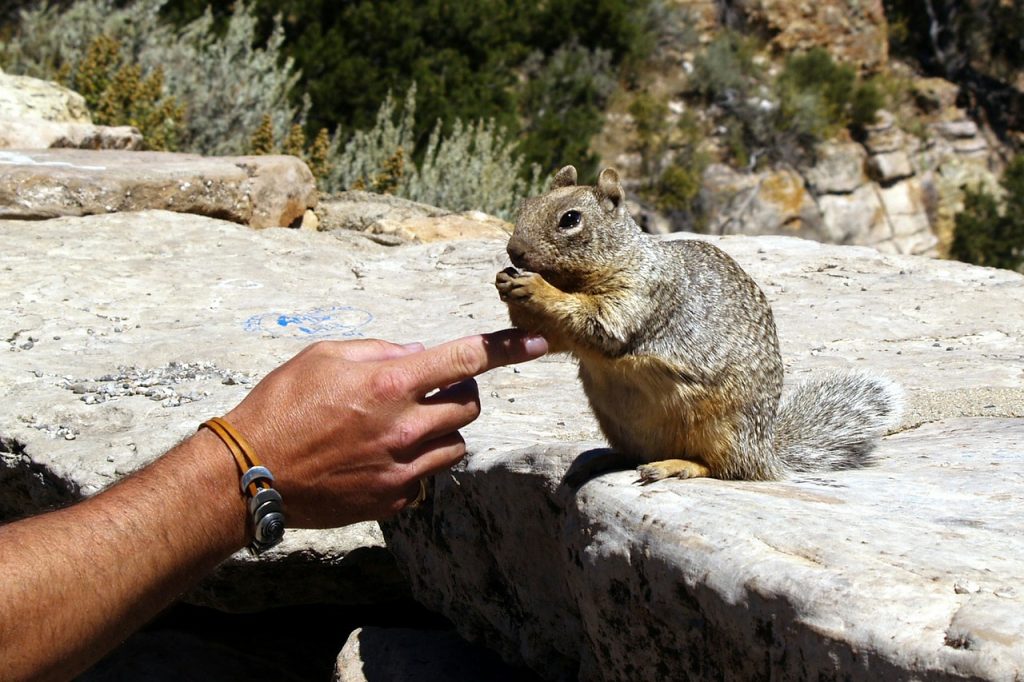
[449,342,483,379]
[372,367,409,402]
[392,420,421,452]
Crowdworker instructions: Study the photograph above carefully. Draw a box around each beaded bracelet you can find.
[200,417,285,554]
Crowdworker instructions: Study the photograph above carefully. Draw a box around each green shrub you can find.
[776,48,882,133]
[951,156,1024,272]
[629,93,670,178]
[324,86,546,219]
[691,30,761,103]
[57,34,184,150]
[406,117,547,218]
[517,41,617,180]
[690,39,884,167]
[3,0,300,156]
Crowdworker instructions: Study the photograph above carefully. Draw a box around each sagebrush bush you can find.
[3,0,300,156]
[691,37,883,167]
[406,118,547,219]
[324,86,546,219]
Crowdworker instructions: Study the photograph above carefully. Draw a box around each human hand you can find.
[223,328,547,528]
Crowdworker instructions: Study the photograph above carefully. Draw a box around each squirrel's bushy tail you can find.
[774,370,904,472]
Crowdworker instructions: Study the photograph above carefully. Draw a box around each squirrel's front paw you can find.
[495,267,544,303]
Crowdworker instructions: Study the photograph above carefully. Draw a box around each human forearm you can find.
[0,428,246,681]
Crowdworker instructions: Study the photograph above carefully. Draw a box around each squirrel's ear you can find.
[597,168,624,210]
[551,165,578,189]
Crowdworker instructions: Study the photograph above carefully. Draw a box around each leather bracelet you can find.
[199,417,285,554]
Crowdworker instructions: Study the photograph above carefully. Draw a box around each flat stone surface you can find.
[381,236,1024,680]
[387,419,1024,681]
[0,118,142,150]
[318,191,512,243]
[0,209,545,610]
[0,149,316,227]
[3,210,1023,674]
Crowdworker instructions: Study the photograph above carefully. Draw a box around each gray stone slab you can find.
[0,118,143,150]
[0,149,316,227]
[386,417,1024,681]
[0,209,551,610]
[3,209,1024,669]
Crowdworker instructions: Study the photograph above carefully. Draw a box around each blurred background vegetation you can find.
[0,0,1022,268]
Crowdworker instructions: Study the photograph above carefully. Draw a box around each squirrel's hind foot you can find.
[635,459,711,484]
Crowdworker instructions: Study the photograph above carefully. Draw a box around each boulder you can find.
[0,209,533,610]
[802,141,868,195]
[383,233,1024,681]
[862,110,905,155]
[0,149,316,227]
[911,77,960,113]
[815,183,886,245]
[876,179,938,254]
[701,164,824,240]
[0,69,91,123]
[867,150,915,184]
[318,190,511,242]
[0,117,143,150]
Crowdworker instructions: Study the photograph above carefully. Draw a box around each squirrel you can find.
[495,165,903,482]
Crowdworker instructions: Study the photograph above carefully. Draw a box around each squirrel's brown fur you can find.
[496,165,902,482]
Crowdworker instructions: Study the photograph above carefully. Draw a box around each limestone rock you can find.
[701,164,824,240]
[0,117,143,150]
[802,141,867,195]
[868,150,915,184]
[726,0,888,71]
[863,110,905,155]
[318,190,447,231]
[334,628,542,682]
[0,149,316,227]
[0,70,91,123]
[382,232,1024,681]
[816,183,885,245]
[6,207,1024,676]
[912,77,960,113]
[0,209,536,610]
[318,191,510,242]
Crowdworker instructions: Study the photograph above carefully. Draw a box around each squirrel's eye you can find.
[559,210,582,229]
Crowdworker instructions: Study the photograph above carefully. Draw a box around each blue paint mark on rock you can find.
[244,306,373,338]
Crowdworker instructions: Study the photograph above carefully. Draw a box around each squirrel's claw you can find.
[495,268,540,302]
[635,459,712,484]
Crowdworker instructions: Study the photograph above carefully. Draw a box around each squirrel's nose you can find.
[507,238,527,268]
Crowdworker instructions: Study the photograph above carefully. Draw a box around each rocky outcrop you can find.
[5,202,1023,679]
[380,233,1024,681]
[318,191,512,243]
[0,149,316,227]
[0,68,142,150]
[697,93,1005,258]
[0,118,143,150]
[724,0,889,71]
[0,67,91,123]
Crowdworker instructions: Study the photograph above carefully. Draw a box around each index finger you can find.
[401,328,548,394]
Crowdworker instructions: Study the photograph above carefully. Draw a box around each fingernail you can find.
[524,334,548,357]
[402,342,425,352]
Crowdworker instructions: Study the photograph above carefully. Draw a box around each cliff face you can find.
[724,0,889,71]
[598,0,1010,258]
